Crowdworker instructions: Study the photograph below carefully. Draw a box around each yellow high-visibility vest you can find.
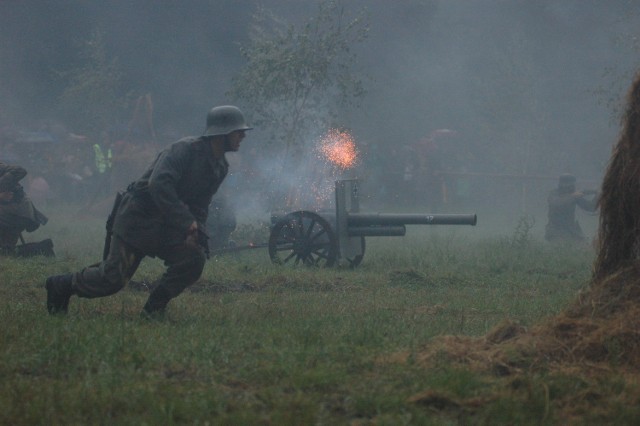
[93,144,112,173]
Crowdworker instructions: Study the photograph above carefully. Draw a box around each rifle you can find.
[103,191,124,260]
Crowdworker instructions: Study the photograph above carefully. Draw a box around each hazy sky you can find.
[1,0,639,224]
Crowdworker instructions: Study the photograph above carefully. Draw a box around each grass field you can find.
[1,205,610,425]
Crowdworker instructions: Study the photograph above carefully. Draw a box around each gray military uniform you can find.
[545,189,597,242]
[74,137,228,302]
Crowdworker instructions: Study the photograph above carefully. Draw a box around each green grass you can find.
[0,207,608,424]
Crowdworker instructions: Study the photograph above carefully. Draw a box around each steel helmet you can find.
[204,105,252,137]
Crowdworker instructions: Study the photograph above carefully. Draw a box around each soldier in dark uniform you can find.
[545,174,598,243]
[0,162,53,256]
[45,106,252,317]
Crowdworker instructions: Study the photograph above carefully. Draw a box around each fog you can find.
[1,0,639,239]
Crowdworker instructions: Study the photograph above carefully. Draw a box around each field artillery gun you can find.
[267,179,477,267]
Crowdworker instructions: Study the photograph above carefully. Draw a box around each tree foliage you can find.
[57,29,128,138]
[229,0,369,164]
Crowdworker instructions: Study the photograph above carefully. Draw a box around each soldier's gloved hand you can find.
[185,221,199,247]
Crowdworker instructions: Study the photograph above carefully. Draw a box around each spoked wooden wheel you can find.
[268,210,338,267]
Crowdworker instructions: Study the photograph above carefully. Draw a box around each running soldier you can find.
[45,106,252,317]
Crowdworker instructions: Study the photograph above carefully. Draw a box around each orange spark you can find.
[317,128,359,170]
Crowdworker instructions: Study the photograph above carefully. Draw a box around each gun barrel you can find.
[348,225,406,237]
[347,213,477,227]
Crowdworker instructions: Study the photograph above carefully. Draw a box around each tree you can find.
[228,0,369,169]
[56,28,128,139]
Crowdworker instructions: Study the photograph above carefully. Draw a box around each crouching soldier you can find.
[45,106,252,317]
[0,162,54,257]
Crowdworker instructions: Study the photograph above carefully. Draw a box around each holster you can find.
[103,191,124,260]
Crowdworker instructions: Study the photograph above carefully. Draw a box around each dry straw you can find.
[595,70,640,279]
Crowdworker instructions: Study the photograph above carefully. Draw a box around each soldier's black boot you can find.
[141,285,172,320]
[45,274,74,315]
